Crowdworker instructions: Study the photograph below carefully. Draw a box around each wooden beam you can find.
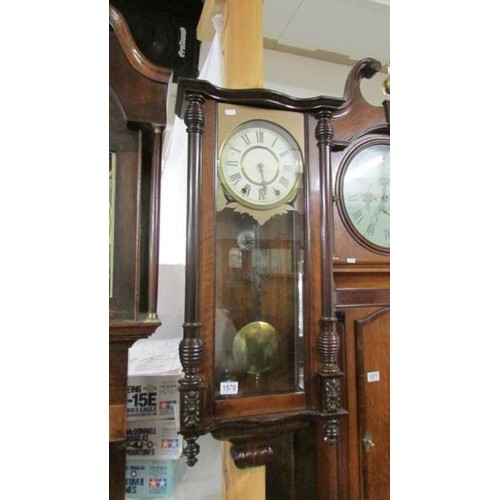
[223,0,263,88]
[197,0,264,89]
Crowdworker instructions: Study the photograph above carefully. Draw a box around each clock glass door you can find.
[214,104,306,399]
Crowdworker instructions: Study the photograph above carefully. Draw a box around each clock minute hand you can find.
[257,163,269,186]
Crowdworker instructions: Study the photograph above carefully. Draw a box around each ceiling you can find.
[262,0,390,67]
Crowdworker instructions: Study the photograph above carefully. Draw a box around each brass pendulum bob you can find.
[232,224,278,391]
[233,320,278,390]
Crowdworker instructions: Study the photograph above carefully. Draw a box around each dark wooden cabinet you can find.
[109,5,171,500]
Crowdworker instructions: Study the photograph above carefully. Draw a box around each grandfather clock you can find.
[109,5,170,500]
[331,58,390,500]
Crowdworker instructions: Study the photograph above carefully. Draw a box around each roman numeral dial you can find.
[340,141,390,250]
[219,119,303,210]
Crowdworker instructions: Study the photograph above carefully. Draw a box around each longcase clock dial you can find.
[337,135,390,253]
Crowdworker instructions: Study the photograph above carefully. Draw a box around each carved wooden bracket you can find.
[230,442,275,469]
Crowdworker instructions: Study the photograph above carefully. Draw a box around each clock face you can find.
[218,120,303,210]
[339,138,390,251]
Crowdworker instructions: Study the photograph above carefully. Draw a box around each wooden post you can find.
[197,1,266,498]
[223,0,263,88]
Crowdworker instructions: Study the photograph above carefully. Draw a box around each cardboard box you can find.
[127,375,180,422]
[126,418,182,461]
[125,458,186,498]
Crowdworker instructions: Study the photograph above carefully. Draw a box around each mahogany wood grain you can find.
[266,432,296,499]
[215,392,306,420]
[315,420,339,500]
[339,306,390,500]
[109,5,172,85]
[336,288,390,309]
[109,404,127,442]
[110,441,127,500]
[334,268,389,290]
[356,308,390,500]
[109,31,168,125]
[199,99,217,424]
[332,59,388,144]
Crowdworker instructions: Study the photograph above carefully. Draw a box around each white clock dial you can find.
[342,143,390,249]
[218,120,303,210]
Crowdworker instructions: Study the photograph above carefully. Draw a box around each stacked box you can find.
[125,375,184,498]
[126,418,182,461]
[125,459,186,498]
[127,375,180,422]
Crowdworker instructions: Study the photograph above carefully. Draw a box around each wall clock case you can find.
[175,77,348,467]
[176,58,390,500]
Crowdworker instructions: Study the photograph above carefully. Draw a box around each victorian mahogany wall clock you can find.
[175,74,346,498]
[175,58,389,500]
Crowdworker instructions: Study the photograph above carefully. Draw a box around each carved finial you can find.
[184,437,200,466]
[343,57,382,102]
[323,419,339,445]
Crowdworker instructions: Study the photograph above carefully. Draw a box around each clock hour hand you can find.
[377,168,390,216]
[377,196,390,216]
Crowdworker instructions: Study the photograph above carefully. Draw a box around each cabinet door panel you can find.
[356,307,390,500]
